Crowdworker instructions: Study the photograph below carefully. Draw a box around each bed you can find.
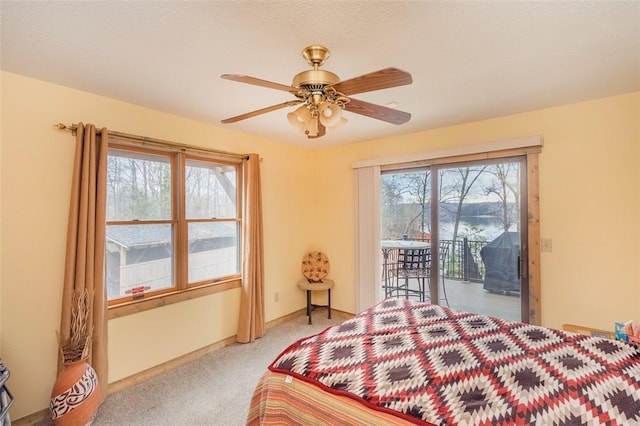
[247,298,640,425]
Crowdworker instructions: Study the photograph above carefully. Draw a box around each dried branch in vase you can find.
[57,289,93,364]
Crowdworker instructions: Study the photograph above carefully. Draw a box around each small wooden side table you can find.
[297,278,334,325]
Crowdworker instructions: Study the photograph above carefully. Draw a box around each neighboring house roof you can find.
[107,223,235,249]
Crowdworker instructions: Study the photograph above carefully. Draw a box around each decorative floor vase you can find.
[50,360,100,426]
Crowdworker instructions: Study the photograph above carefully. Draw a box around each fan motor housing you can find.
[293,69,340,89]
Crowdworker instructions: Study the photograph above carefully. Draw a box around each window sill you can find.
[107,279,242,320]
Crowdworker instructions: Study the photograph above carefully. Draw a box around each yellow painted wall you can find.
[1,70,639,420]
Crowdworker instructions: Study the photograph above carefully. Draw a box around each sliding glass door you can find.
[381,156,529,322]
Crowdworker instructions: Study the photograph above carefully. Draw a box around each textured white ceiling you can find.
[2,1,639,147]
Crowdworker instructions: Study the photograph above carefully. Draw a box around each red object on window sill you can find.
[125,286,151,295]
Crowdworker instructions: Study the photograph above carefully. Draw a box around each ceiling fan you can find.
[220,45,413,139]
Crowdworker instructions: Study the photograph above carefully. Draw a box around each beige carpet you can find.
[59,312,343,426]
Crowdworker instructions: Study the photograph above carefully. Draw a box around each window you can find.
[105,144,241,307]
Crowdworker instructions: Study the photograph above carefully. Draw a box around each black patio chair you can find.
[394,248,430,302]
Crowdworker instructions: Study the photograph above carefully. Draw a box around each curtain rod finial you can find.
[54,123,68,130]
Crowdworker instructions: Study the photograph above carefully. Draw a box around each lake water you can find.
[432,216,519,242]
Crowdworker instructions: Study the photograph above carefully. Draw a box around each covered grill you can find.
[480,231,521,294]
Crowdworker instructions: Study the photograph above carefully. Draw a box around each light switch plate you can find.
[541,238,552,252]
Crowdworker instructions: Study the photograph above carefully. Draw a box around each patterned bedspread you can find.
[269,298,640,425]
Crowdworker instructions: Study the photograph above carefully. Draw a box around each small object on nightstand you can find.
[615,320,640,346]
[615,322,629,342]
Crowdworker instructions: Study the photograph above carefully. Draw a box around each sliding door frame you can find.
[380,146,541,324]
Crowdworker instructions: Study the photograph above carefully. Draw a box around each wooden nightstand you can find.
[562,323,614,339]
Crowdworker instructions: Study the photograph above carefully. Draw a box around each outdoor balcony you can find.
[381,236,521,322]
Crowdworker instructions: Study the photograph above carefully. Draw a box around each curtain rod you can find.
[54,123,249,160]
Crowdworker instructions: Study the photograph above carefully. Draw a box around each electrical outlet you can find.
[274,292,279,303]
[541,238,552,252]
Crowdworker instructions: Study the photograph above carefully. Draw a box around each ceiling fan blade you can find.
[221,100,302,124]
[221,74,295,93]
[345,98,411,125]
[331,68,412,96]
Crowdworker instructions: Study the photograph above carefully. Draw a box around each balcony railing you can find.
[398,237,488,283]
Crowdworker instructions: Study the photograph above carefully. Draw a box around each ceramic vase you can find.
[50,360,100,426]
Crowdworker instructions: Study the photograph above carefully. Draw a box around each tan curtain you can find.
[59,123,109,401]
[236,154,265,343]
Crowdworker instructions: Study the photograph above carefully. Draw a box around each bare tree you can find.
[381,174,413,238]
[381,170,430,239]
[106,154,172,220]
[404,170,431,237]
[484,163,520,231]
[439,166,487,244]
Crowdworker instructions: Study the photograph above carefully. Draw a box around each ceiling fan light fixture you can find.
[334,116,348,130]
[287,105,310,131]
[319,102,342,127]
[287,111,304,132]
[304,114,319,137]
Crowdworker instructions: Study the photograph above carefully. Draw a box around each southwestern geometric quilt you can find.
[270,298,640,425]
